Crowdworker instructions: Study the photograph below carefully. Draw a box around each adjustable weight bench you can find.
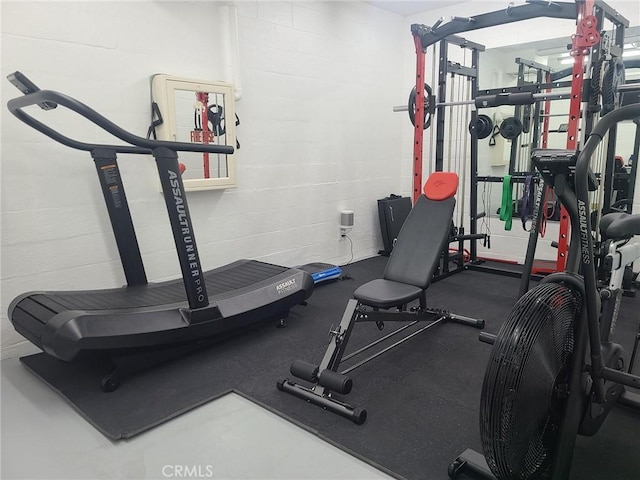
[277,172,485,423]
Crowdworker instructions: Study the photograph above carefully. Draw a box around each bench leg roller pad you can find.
[290,360,319,383]
[318,369,353,395]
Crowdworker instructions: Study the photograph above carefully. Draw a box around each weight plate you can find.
[408,83,433,129]
[499,117,523,140]
[601,57,625,116]
[469,114,493,139]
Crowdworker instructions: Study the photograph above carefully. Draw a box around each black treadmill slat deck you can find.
[31,295,70,314]
[16,297,57,323]
[50,288,175,311]
[204,261,288,295]
[15,260,290,315]
[12,308,46,345]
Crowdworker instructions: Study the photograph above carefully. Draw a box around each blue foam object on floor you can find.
[297,263,343,284]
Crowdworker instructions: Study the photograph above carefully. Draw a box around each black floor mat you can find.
[18,256,640,479]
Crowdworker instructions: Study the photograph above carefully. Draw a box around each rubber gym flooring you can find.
[19,256,640,480]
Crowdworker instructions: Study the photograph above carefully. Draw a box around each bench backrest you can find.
[383,172,457,290]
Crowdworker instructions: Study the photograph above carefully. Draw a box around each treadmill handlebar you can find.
[6,74,235,156]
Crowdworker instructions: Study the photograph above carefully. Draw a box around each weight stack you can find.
[377,195,412,256]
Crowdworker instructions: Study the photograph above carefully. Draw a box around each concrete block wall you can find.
[0,1,405,357]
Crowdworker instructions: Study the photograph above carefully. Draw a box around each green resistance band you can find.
[500,175,513,231]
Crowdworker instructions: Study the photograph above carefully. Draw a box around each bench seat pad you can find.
[354,279,423,309]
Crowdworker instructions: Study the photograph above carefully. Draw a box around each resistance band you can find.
[520,175,534,230]
[500,175,513,231]
[481,181,492,248]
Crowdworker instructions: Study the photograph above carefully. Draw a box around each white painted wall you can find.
[0,1,405,357]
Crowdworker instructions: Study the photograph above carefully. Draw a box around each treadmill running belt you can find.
[27,260,289,312]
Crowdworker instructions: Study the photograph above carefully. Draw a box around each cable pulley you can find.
[408,83,433,129]
[499,117,523,139]
[468,114,494,139]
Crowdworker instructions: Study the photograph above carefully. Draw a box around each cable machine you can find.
[405,0,630,290]
[472,58,570,281]
[401,28,487,279]
[472,63,577,283]
[415,31,486,278]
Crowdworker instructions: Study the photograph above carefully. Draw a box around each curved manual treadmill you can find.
[6,71,314,365]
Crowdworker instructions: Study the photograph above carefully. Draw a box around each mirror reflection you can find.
[475,26,640,220]
[174,89,231,181]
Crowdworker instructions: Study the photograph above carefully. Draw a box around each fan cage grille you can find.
[480,282,582,480]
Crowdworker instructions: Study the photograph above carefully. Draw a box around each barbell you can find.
[397,58,636,126]
[399,88,571,133]
[393,90,571,114]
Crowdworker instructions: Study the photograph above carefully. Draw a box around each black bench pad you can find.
[354,279,423,309]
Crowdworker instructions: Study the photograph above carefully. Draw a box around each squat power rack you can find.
[408,31,486,277]
[407,0,629,283]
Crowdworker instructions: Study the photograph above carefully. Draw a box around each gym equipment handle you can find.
[6,72,235,156]
[574,102,640,403]
[475,92,534,108]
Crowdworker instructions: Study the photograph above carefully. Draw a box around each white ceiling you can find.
[364,1,466,17]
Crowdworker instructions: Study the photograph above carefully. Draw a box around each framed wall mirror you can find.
[151,74,237,191]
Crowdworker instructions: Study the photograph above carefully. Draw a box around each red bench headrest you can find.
[423,172,459,201]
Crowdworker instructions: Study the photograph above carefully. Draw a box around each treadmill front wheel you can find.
[101,368,121,392]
